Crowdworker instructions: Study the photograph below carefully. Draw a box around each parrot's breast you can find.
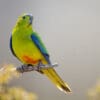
[12,32,44,65]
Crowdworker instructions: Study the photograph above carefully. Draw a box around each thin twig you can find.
[16,63,58,73]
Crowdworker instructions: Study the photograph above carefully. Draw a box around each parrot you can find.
[10,13,71,94]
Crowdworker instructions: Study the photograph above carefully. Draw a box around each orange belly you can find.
[22,55,40,65]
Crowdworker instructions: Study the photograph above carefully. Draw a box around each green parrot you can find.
[10,13,71,94]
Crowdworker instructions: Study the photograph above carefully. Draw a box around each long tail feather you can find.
[41,68,71,94]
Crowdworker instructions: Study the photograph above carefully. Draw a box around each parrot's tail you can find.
[41,68,71,94]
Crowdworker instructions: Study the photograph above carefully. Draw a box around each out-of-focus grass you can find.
[0,64,37,100]
[87,80,100,100]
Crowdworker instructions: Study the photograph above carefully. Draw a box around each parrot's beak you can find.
[29,15,33,25]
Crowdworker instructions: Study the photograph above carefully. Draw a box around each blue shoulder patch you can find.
[10,36,17,57]
[31,34,51,64]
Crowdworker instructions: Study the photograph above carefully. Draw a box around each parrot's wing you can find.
[31,33,51,64]
[10,36,17,57]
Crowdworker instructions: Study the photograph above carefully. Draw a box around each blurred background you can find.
[0,0,100,100]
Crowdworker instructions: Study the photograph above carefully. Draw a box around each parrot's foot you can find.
[36,61,58,71]
[17,64,36,73]
[16,63,58,73]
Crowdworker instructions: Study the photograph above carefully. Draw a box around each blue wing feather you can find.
[10,36,17,57]
[31,34,51,64]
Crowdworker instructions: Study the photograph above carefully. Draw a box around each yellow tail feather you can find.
[41,68,71,94]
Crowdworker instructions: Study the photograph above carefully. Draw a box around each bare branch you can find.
[16,63,58,73]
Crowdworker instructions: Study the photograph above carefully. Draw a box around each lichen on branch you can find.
[0,64,37,100]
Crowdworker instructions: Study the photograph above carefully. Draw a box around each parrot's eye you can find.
[22,16,26,19]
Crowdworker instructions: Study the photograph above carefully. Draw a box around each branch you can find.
[16,63,58,73]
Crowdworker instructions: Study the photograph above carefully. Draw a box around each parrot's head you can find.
[16,13,33,27]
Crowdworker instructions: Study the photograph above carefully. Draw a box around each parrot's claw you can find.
[36,61,58,70]
[41,63,58,69]
[17,63,58,73]
[17,64,34,73]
